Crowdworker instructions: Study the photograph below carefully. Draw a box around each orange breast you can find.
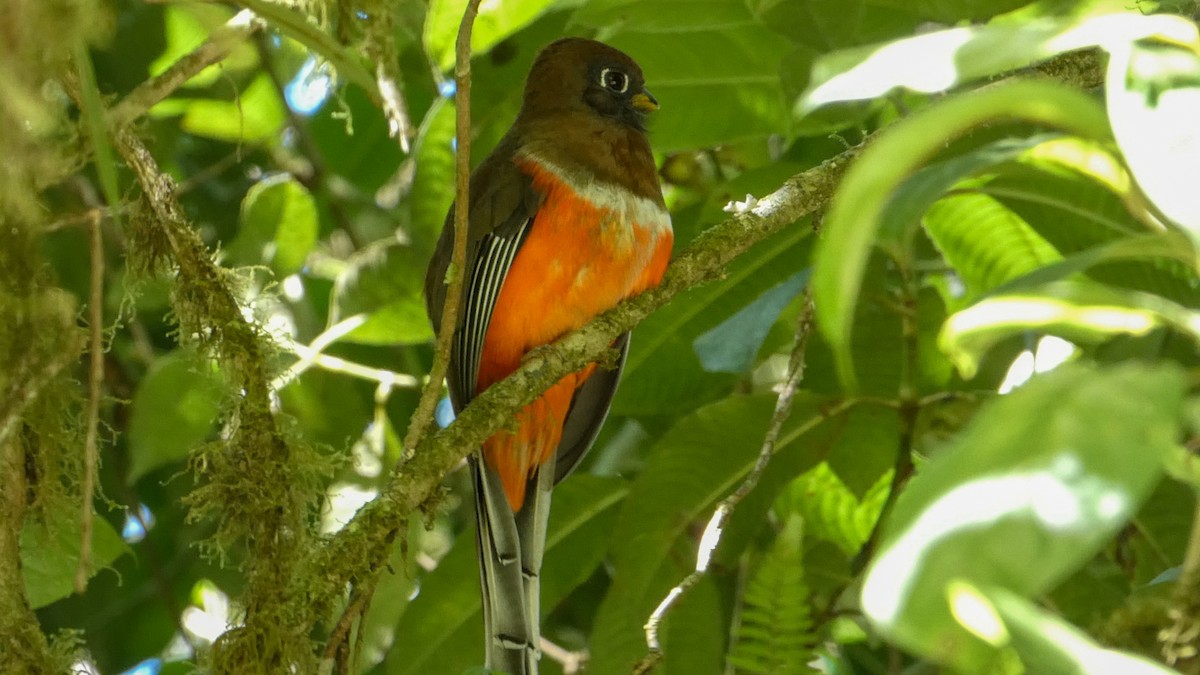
[476,157,672,510]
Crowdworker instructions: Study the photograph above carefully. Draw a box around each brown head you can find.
[517,37,659,132]
[509,38,662,201]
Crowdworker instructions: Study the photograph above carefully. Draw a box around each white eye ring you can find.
[600,67,629,94]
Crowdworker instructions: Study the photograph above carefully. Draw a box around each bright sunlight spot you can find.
[862,459,1129,626]
[999,335,1076,393]
[947,580,1009,646]
[284,56,332,116]
[121,503,154,543]
[321,482,379,534]
[181,580,234,643]
[803,28,972,108]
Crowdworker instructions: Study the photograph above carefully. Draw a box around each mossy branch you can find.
[116,130,327,672]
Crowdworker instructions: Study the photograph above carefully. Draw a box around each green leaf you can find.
[408,98,457,255]
[811,79,1111,388]
[331,241,434,346]
[424,0,560,71]
[228,175,319,276]
[728,515,815,674]
[589,394,886,673]
[1107,39,1200,237]
[180,73,287,143]
[984,585,1179,674]
[799,10,1200,112]
[880,133,1059,243]
[860,363,1186,671]
[924,191,1062,297]
[149,5,256,89]
[692,270,808,374]
[387,475,628,675]
[574,0,793,152]
[128,351,225,483]
[21,500,130,608]
[940,280,1200,378]
[780,462,889,556]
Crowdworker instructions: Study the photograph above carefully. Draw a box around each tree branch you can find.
[109,9,261,128]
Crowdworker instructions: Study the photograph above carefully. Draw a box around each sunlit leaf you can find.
[228,175,319,276]
[180,74,287,143]
[424,0,560,71]
[331,241,433,346]
[861,363,1185,671]
[925,191,1061,297]
[940,280,1200,378]
[800,10,1199,112]
[1107,40,1200,238]
[811,79,1110,387]
[985,585,1178,674]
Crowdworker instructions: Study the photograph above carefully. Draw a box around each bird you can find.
[424,37,673,675]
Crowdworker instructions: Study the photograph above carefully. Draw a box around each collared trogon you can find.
[425,37,673,675]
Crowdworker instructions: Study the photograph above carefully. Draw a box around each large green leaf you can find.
[810,79,1111,387]
[330,240,433,346]
[589,393,888,673]
[924,191,1062,297]
[22,500,130,608]
[127,350,225,483]
[860,363,1186,671]
[573,0,792,151]
[228,175,319,276]
[387,475,627,675]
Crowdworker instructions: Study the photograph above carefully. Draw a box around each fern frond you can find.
[728,515,816,674]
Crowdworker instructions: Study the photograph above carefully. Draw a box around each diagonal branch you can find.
[109,9,261,128]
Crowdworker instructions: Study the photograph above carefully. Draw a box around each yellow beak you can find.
[631,90,659,113]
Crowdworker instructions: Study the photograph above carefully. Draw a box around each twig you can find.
[540,637,587,674]
[320,566,383,673]
[109,9,261,128]
[272,333,419,392]
[397,0,483,458]
[75,211,105,593]
[634,291,816,674]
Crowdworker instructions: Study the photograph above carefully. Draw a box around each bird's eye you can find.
[600,68,629,94]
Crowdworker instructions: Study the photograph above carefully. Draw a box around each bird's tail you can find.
[473,453,555,674]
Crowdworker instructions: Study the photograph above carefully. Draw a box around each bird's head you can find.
[519,37,659,132]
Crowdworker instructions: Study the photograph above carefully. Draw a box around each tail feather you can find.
[474,455,551,674]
